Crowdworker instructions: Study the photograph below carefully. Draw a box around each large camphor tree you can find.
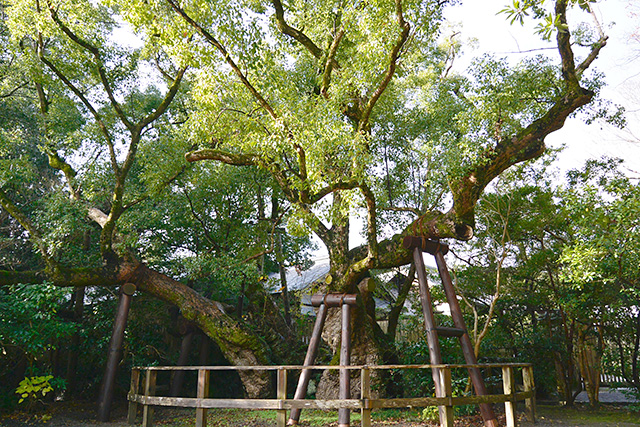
[0,0,615,398]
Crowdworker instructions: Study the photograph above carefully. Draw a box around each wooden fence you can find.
[127,363,535,427]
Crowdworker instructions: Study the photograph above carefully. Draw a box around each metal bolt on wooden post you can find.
[142,370,157,427]
[277,368,288,427]
[523,365,536,423]
[360,368,371,427]
[502,366,517,427]
[195,369,210,427]
[127,368,140,424]
[440,367,454,427]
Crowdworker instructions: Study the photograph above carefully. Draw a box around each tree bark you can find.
[576,323,603,408]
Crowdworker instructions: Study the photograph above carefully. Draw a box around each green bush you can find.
[15,375,54,410]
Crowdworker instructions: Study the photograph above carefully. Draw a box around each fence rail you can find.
[127,363,535,427]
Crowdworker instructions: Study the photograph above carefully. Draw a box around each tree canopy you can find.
[0,0,622,403]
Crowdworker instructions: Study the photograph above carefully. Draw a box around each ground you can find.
[1,401,639,427]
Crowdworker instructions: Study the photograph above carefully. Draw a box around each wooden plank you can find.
[196,369,210,427]
[361,368,371,427]
[129,390,532,410]
[434,326,465,337]
[127,368,140,425]
[134,362,533,371]
[523,365,536,422]
[441,367,454,427]
[130,396,363,410]
[142,370,157,427]
[503,366,517,427]
[369,397,447,409]
[276,368,287,427]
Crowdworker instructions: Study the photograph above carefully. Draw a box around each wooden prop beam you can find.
[288,303,328,425]
[98,283,136,421]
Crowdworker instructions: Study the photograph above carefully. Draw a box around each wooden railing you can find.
[127,363,535,427]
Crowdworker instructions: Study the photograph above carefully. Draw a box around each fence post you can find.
[502,366,517,427]
[523,365,536,423]
[440,366,454,427]
[196,369,210,427]
[142,369,157,427]
[127,368,140,424]
[277,368,287,427]
[360,368,371,427]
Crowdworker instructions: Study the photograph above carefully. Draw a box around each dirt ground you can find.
[1,401,639,427]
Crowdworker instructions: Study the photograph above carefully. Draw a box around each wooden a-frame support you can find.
[403,236,499,427]
[288,293,357,427]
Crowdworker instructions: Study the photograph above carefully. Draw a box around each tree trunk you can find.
[576,323,603,408]
[132,264,271,398]
[170,330,195,397]
[316,279,399,399]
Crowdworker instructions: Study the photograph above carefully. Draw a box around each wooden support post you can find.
[170,331,195,397]
[195,369,210,427]
[98,283,136,422]
[127,368,140,425]
[360,368,371,427]
[142,370,157,427]
[288,303,328,425]
[411,247,446,424]
[434,251,499,427]
[440,367,454,427]
[502,366,517,427]
[338,301,352,427]
[277,368,288,427]
[523,365,536,423]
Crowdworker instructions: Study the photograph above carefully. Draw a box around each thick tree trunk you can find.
[132,264,271,398]
[316,279,399,399]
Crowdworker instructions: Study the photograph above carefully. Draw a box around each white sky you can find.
[446,0,640,174]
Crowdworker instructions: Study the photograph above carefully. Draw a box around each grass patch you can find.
[154,407,425,426]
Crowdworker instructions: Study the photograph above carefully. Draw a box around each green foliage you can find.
[0,284,76,357]
[499,0,596,40]
[15,375,54,405]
